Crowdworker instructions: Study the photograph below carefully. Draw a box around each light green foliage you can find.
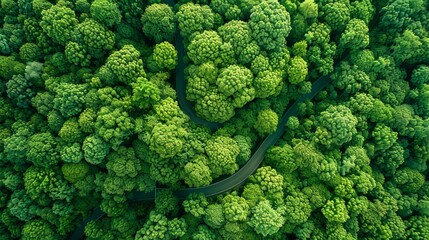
[249,0,291,51]
[59,118,82,143]
[210,0,244,21]
[216,65,253,97]
[253,70,282,98]
[53,83,88,118]
[392,30,424,64]
[40,5,78,45]
[248,200,285,236]
[233,135,251,165]
[217,20,251,60]
[95,106,134,149]
[270,46,290,73]
[302,184,331,210]
[0,56,25,80]
[82,135,110,165]
[237,41,260,65]
[322,198,349,223]
[265,144,300,173]
[205,136,240,178]
[351,172,376,194]
[78,108,96,133]
[316,105,358,147]
[24,165,74,201]
[251,55,271,75]
[1,0,428,238]
[195,90,235,123]
[61,162,89,183]
[153,42,178,71]
[222,193,249,222]
[23,166,50,199]
[135,211,169,240]
[6,74,35,108]
[305,22,335,75]
[106,147,141,178]
[183,193,208,218]
[249,166,283,196]
[90,0,121,27]
[204,204,225,229]
[76,18,115,55]
[149,123,187,158]
[154,97,180,121]
[299,0,318,19]
[177,2,214,39]
[168,218,187,238]
[188,30,222,65]
[350,0,375,24]
[141,3,176,43]
[84,219,114,239]
[65,41,91,66]
[27,132,59,167]
[334,177,355,199]
[332,62,371,94]
[150,161,181,186]
[22,220,55,240]
[105,45,145,84]
[372,123,398,151]
[183,160,212,187]
[321,2,350,31]
[287,56,308,84]
[283,191,312,225]
[131,77,161,109]
[192,225,217,240]
[339,18,369,51]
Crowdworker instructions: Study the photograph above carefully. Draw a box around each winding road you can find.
[69,1,332,239]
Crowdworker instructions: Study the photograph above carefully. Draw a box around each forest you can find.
[0,0,428,239]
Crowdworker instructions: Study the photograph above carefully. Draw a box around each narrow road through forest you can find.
[69,0,332,239]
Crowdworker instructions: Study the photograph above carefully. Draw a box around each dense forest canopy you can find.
[0,0,428,239]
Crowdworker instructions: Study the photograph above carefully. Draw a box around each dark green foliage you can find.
[0,1,428,239]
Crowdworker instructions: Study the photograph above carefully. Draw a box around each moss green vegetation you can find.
[0,0,429,239]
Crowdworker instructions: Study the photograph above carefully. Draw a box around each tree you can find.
[188,30,223,65]
[90,0,121,27]
[152,42,178,71]
[141,3,176,43]
[204,204,225,229]
[177,2,214,39]
[27,132,59,167]
[205,136,240,178]
[249,0,291,51]
[248,200,285,237]
[105,45,145,84]
[316,105,358,147]
[222,193,249,222]
[40,5,78,45]
[322,198,350,223]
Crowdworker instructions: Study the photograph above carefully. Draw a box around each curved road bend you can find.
[69,73,332,239]
[132,74,332,200]
[69,0,333,239]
